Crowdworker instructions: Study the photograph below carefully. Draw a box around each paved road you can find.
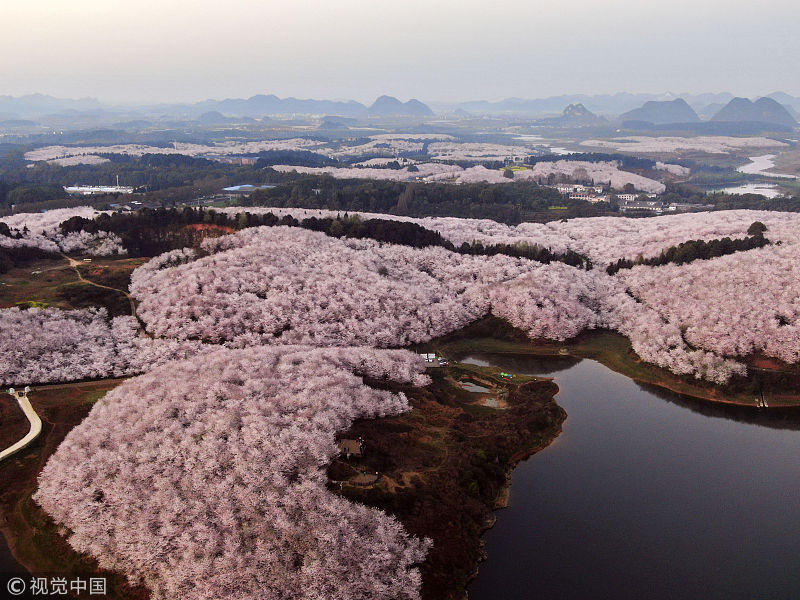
[0,393,42,463]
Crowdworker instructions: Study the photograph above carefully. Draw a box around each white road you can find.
[0,393,42,462]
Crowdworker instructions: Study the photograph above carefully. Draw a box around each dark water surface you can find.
[466,354,800,600]
[0,527,26,575]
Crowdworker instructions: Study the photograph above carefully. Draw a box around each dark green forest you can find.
[58,207,591,268]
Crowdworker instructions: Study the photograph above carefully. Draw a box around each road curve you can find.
[0,394,43,463]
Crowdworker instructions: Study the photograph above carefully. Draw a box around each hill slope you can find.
[368,95,434,117]
[540,103,606,127]
[620,99,700,124]
[711,97,797,127]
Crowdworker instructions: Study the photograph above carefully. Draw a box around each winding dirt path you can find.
[61,254,138,317]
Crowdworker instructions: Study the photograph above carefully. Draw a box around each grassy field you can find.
[0,257,79,310]
[0,256,145,316]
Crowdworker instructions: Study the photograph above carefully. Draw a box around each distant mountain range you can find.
[191,94,434,118]
[616,96,797,132]
[367,95,434,117]
[1,91,798,127]
[0,93,434,120]
[0,93,102,117]
[450,92,800,120]
[452,93,736,117]
[193,94,369,117]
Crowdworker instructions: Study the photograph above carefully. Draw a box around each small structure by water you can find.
[460,381,491,393]
[420,353,448,367]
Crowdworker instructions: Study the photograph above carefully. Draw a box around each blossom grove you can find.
[34,347,431,600]
[128,223,778,383]
[4,205,797,600]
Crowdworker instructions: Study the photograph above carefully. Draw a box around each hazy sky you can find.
[2,0,799,104]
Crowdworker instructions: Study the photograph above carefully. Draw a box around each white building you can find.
[556,184,586,194]
[570,193,609,203]
[619,199,664,213]
[556,183,606,195]
[64,185,134,195]
[616,193,658,202]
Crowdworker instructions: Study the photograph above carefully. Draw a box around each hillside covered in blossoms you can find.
[2,204,799,600]
[3,206,799,386]
[34,346,431,600]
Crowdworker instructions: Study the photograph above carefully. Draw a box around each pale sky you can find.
[2,0,798,104]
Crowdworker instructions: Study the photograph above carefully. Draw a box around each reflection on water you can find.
[736,154,797,179]
[467,354,800,600]
[462,353,581,376]
[635,381,800,431]
[715,183,785,198]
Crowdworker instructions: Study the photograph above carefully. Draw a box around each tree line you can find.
[0,245,56,274]
[242,175,611,224]
[527,152,657,171]
[59,206,592,268]
[606,223,771,274]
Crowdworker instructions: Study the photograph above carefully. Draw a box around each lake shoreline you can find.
[464,411,566,598]
[432,318,800,410]
[332,366,565,600]
[463,347,800,600]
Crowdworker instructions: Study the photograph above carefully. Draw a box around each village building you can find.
[569,192,609,203]
[64,185,134,195]
[556,183,586,194]
[619,199,665,214]
[418,352,447,366]
[615,193,658,202]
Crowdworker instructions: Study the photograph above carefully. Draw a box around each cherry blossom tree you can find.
[1,207,124,255]
[0,307,205,386]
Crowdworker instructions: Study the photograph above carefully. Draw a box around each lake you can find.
[714,183,785,198]
[715,155,799,197]
[736,155,797,179]
[466,354,800,600]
